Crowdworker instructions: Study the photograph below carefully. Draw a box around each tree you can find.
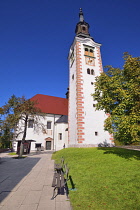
[0,107,4,147]
[0,107,4,114]
[0,107,4,124]
[2,95,42,157]
[92,53,140,145]
[0,126,12,148]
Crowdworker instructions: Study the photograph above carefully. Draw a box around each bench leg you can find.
[64,181,69,198]
[51,187,58,200]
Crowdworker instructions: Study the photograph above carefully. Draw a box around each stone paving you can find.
[0,152,72,210]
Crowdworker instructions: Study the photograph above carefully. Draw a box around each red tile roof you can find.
[30,94,68,115]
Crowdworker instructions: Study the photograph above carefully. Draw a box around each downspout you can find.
[53,114,55,151]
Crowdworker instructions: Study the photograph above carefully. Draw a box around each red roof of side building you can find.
[30,94,68,115]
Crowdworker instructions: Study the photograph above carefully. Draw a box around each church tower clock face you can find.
[85,57,95,66]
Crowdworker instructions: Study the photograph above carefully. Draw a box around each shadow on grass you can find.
[97,147,140,160]
[69,175,76,190]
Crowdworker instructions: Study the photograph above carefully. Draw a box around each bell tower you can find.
[75,8,90,38]
[68,9,113,147]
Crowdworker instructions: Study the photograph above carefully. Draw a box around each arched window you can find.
[84,47,94,57]
[82,26,86,31]
[89,49,94,57]
[87,68,90,74]
[85,48,89,56]
[91,69,94,75]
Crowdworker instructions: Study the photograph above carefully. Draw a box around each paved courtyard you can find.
[0,152,72,210]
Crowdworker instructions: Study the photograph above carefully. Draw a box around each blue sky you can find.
[0,0,139,107]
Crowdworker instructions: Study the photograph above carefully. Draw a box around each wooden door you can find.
[46,141,51,150]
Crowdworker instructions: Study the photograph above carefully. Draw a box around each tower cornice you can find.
[75,36,101,47]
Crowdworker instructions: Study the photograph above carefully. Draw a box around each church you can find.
[13,9,113,153]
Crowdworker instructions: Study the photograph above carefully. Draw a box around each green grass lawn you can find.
[52,147,140,210]
[8,152,27,158]
[8,152,17,155]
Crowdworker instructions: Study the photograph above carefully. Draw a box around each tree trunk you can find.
[19,114,28,157]
[19,142,24,157]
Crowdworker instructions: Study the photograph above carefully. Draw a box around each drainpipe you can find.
[53,114,55,151]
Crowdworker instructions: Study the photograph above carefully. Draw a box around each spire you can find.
[79,8,84,22]
[75,8,93,39]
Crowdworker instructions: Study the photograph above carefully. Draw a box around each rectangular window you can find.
[72,74,74,80]
[58,133,62,140]
[95,131,98,136]
[28,120,34,128]
[47,121,52,129]
[35,143,41,148]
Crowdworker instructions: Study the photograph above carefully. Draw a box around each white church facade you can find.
[13,9,113,153]
[13,94,68,152]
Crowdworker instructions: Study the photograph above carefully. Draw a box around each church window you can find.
[95,131,98,136]
[84,48,89,56]
[72,74,74,80]
[87,69,95,75]
[91,69,94,75]
[84,46,94,57]
[91,82,93,85]
[58,133,62,140]
[28,119,34,128]
[47,121,52,129]
[89,49,94,57]
[87,68,90,74]
[35,143,41,148]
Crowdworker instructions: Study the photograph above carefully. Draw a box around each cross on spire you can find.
[79,8,84,22]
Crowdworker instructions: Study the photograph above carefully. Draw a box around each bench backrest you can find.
[55,158,69,180]
[61,157,65,168]
[64,164,69,180]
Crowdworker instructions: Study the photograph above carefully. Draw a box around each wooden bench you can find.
[51,158,69,200]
